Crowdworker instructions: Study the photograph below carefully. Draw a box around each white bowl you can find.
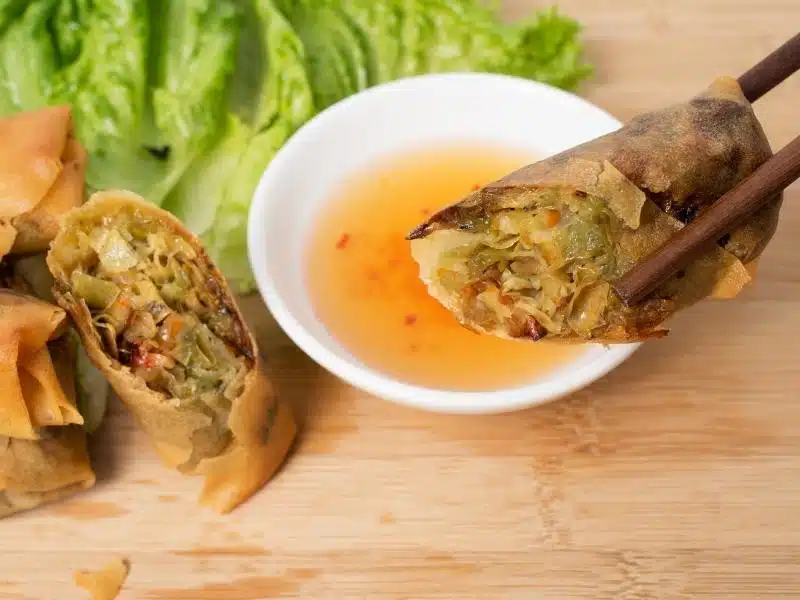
[248,73,641,415]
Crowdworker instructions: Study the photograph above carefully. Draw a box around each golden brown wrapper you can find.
[0,427,95,519]
[0,106,86,259]
[47,190,297,513]
[11,138,87,254]
[0,290,83,439]
[408,78,780,342]
[0,295,94,518]
[74,558,130,600]
[0,106,72,219]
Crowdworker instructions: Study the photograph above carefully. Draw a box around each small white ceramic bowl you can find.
[248,73,641,414]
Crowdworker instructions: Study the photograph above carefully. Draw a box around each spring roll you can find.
[47,190,297,513]
[0,105,85,259]
[11,137,87,254]
[407,77,780,343]
[0,291,94,518]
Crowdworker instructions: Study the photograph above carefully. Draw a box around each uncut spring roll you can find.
[408,77,780,343]
[47,190,297,513]
[0,105,86,258]
[0,290,95,518]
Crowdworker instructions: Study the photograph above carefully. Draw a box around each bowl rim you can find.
[248,72,641,415]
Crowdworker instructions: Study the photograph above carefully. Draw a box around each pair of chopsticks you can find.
[611,32,800,307]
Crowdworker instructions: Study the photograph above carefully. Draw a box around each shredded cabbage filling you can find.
[66,212,250,411]
[434,192,620,339]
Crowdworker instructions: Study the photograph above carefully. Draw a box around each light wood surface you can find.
[5,2,800,599]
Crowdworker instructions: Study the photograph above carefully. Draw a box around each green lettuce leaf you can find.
[276,0,369,110]
[161,115,251,237]
[50,0,149,150]
[147,0,240,203]
[497,7,594,90]
[202,120,291,293]
[46,0,173,200]
[0,0,30,33]
[151,0,239,158]
[0,0,58,114]
[338,0,401,84]
[52,0,91,64]
[253,0,315,131]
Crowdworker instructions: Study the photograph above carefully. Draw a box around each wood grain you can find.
[3,2,800,599]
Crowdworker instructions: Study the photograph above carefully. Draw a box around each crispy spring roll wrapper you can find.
[0,426,95,518]
[11,138,87,254]
[47,190,297,513]
[408,77,780,343]
[0,291,83,439]
[0,106,86,259]
[0,297,94,519]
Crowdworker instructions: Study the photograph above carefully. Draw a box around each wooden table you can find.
[5,2,800,598]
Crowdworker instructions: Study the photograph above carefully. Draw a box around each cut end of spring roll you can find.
[47,190,297,513]
[408,77,779,343]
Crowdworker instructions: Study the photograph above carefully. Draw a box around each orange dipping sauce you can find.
[306,143,584,391]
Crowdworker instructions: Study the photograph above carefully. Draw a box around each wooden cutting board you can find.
[4,1,799,598]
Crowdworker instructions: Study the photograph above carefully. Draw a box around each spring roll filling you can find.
[430,190,624,339]
[61,211,251,418]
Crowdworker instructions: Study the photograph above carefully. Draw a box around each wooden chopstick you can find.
[610,32,800,307]
[612,134,800,307]
[737,33,800,103]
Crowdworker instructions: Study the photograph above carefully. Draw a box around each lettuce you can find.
[50,0,149,152]
[161,115,251,237]
[150,0,240,187]
[498,7,594,90]
[202,120,291,293]
[338,0,401,84]
[163,0,313,288]
[0,0,58,114]
[253,0,316,131]
[45,0,178,201]
[276,0,370,110]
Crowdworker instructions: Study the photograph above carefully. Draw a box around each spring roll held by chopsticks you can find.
[0,106,86,258]
[47,190,297,513]
[0,291,95,518]
[407,77,781,343]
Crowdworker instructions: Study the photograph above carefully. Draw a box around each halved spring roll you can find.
[47,190,297,513]
[408,77,781,343]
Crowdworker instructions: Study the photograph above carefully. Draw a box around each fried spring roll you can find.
[47,190,297,513]
[408,77,780,343]
[0,291,94,518]
[0,106,85,259]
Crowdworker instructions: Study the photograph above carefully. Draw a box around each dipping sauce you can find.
[307,144,584,391]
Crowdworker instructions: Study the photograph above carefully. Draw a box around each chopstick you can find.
[612,134,800,307]
[737,33,800,102]
[611,32,800,307]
